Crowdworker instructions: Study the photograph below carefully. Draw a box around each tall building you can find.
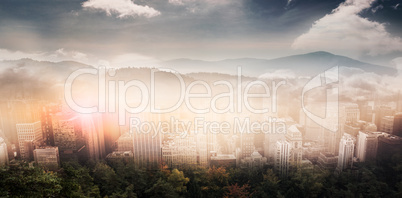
[393,113,402,137]
[377,134,402,161]
[132,126,162,170]
[162,134,197,168]
[81,114,106,161]
[359,102,374,123]
[52,114,83,152]
[0,100,42,145]
[41,103,61,146]
[0,136,9,166]
[275,140,291,176]
[264,118,286,164]
[286,125,303,168]
[195,133,208,167]
[241,133,255,159]
[343,103,360,125]
[356,131,379,162]
[374,106,394,130]
[16,121,42,160]
[337,134,355,172]
[33,147,60,171]
[380,116,394,134]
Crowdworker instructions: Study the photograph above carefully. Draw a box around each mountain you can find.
[160,51,396,77]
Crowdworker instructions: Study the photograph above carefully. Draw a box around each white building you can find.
[286,125,303,168]
[337,134,355,172]
[16,121,42,160]
[162,134,197,168]
[0,137,9,166]
[275,140,291,176]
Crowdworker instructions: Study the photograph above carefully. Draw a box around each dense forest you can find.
[1,156,402,198]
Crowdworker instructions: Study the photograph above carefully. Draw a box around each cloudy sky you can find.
[0,0,402,66]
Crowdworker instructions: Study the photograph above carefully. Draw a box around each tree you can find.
[167,169,190,194]
[92,162,122,197]
[224,183,251,198]
[0,162,62,197]
[145,178,179,198]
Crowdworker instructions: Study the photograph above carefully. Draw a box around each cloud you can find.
[292,0,402,57]
[392,3,400,10]
[0,48,90,63]
[371,4,383,13]
[258,69,296,80]
[109,53,159,68]
[167,0,233,13]
[82,0,160,18]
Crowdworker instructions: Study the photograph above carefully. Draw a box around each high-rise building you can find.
[377,134,402,161]
[337,134,355,172]
[52,114,83,152]
[359,102,374,123]
[264,118,286,164]
[356,131,380,162]
[16,121,42,160]
[343,103,360,125]
[380,116,394,134]
[41,103,61,146]
[374,106,394,130]
[0,136,9,166]
[241,133,255,159]
[0,100,41,145]
[33,147,60,171]
[286,125,303,168]
[81,114,106,161]
[195,133,208,167]
[132,125,162,169]
[392,113,402,137]
[162,134,197,168]
[275,140,291,176]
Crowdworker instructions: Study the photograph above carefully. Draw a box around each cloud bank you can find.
[82,0,160,18]
[292,0,402,57]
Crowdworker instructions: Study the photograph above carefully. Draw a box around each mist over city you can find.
[1,0,402,197]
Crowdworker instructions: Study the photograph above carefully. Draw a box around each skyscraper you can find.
[81,114,106,161]
[41,103,61,146]
[241,133,255,159]
[356,131,379,162]
[52,113,82,152]
[337,134,355,172]
[16,121,42,160]
[275,140,291,176]
[380,116,394,134]
[0,136,9,166]
[286,125,303,167]
[162,134,197,168]
[392,113,402,137]
[375,106,394,130]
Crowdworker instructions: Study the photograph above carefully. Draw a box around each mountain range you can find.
[160,51,396,76]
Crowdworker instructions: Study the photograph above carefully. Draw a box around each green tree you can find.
[167,169,190,194]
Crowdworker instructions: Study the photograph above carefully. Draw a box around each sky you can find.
[0,0,402,66]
